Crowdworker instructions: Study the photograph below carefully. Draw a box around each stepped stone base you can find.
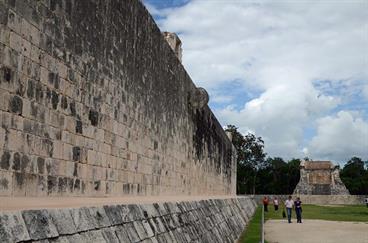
[0,196,257,243]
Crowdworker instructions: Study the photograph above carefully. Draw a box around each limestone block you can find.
[20,38,31,59]
[37,175,47,197]
[87,149,97,165]
[0,25,10,45]
[141,219,154,238]
[157,232,173,243]
[6,129,24,152]
[21,209,58,240]
[133,221,148,240]
[64,161,74,177]
[49,236,69,243]
[70,207,97,232]
[103,205,124,225]
[79,230,106,243]
[62,143,72,161]
[100,228,119,243]
[88,207,111,228]
[9,33,22,54]
[126,204,145,221]
[162,215,176,231]
[63,234,86,243]
[124,223,140,243]
[140,204,160,218]
[0,170,12,196]
[48,209,76,235]
[0,211,30,242]
[52,140,63,160]
[24,173,38,196]
[115,226,130,243]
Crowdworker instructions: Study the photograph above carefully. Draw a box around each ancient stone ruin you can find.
[293,160,350,195]
[162,32,182,62]
[0,0,257,242]
[0,0,236,199]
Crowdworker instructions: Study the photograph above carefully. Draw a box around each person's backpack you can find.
[282,210,286,218]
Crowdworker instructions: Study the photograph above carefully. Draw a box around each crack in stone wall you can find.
[0,197,257,243]
[0,0,236,197]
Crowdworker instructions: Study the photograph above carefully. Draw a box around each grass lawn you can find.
[238,206,268,243]
[239,204,368,243]
[265,204,368,222]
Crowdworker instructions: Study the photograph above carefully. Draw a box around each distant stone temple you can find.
[294,160,350,195]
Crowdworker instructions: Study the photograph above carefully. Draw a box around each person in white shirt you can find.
[273,197,279,211]
[285,196,294,223]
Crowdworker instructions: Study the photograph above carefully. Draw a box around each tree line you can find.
[225,125,368,195]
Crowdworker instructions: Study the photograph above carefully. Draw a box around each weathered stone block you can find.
[48,208,76,235]
[0,170,12,196]
[79,230,106,243]
[21,210,58,240]
[88,207,111,228]
[101,228,119,243]
[114,225,131,243]
[63,234,86,243]
[9,95,23,115]
[133,221,148,240]
[0,211,30,242]
[125,223,140,243]
[103,205,124,225]
[70,207,97,232]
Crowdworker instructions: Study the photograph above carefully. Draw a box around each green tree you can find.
[255,157,300,194]
[340,157,368,195]
[225,125,267,194]
[286,158,301,194]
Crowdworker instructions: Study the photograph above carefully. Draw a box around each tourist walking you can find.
[285,196,294,223]
[263,196,269,212]
[294,197,302,223]
[365,197,368,208]
[273,197,279,211]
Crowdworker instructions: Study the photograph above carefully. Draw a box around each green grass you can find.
[265,204,368,222]
[239,204,368,243]
[239,206,268,243]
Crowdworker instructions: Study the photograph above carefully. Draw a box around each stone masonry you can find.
[0,0,237,197]
[293,161,350,195]
[0,196,257,243]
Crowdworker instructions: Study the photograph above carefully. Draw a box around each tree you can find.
[225,125,267,194]
[340,157,368,195]
[286,158,301,194]
[255,157,300,194]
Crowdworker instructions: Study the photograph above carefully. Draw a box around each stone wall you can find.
[252,194,367,205]
[0,0,236,197]
[0,196,257,243]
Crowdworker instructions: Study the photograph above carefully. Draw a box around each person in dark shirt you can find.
[294,197,302,223]
[263,196,269,212]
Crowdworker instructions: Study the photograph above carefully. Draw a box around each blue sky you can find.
[143,0,368,164]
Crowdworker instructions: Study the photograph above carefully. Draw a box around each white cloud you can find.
[363,85,368,101]
[216,85,340,159]
[308,111,368,163]
[147,0,368,161]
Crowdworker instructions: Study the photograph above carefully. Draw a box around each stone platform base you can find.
[0,196,257,242]
[252,194,367,205]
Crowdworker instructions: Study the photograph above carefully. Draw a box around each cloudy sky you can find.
[143,0,368,165]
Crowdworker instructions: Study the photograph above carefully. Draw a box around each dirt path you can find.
[265,219,368,243]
